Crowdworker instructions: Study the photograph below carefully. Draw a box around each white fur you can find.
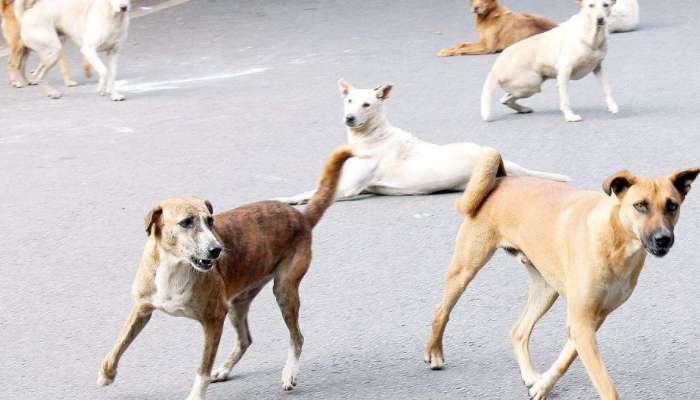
[481,0,619,122]
[608,0,639,33]
[15,0,130,100]
[275,80,569,205]
[281,347,300,391]
[185,374,209,400]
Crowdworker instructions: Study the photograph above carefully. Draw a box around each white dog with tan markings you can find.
[275,80,569,205]
[481,0,619,122]
[15,0,129,100]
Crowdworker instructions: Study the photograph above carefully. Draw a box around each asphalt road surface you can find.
[1,1,699,399]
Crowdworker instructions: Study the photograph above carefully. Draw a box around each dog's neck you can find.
[590,200,646,273]
[475,3,508,22]
[346,113,392,145]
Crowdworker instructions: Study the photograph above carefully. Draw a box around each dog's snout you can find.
[596,17,605,25]
[120,5,128,12]
[652,232,673,249]
[472,6,479,13]
[345,115,355,124]
[208,245,222,259]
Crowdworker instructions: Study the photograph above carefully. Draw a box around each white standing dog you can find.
[481,0,619,122]
[275,80,569,205]
[15,0,130,100]
[608,0,639,32]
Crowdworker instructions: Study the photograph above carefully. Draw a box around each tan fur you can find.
[426,150,699,399]
[98,146,352,400]
[1,0,87,87]
[456,147,506,216]
[438,0,557,56]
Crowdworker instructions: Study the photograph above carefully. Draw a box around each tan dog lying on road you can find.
[98,146,353,400]
[438,0,556,56]
[425,148,698,399]
[1,0,80,88]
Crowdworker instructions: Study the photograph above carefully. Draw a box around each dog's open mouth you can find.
[645,246,670,258]
[190,257,215,271]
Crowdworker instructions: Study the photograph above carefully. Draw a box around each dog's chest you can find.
[151,263,196,318]
[570,49,606,80]
[598,272,636,311]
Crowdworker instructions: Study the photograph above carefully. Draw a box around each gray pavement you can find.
[1,0,699,399]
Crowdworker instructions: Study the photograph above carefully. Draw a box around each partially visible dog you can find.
[15,0,129,100]
[1,0,80,88]
[98,146,353,400]
[425,148,699,399]
[481,0,619,122]
[274,80,569,205]
[438,0,557,56]
[608,0,638,32]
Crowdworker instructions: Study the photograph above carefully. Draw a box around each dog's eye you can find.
[603,3,609,7]
[206,216,214,227]
[633,201,649,213]
[666,200,679,214]
[179,217,194,228]
[589,4,594,7]
[362,103,370,108]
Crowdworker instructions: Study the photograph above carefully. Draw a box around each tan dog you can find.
[425,148,698,399]
[98,146,352,400]
[438,0,556,56]
[1,0,79,87]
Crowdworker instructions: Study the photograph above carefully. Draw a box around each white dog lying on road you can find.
[608,0,638,32]
[275,80,569,205]
[481,0,619,122]
[15,0,130,100]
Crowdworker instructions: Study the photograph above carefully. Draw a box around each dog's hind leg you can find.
[58,50,77,87]
[33,47,64,99]
[273,240,312,391]
[500,93,533,114]
[210,287,263,383]
[425,222,497,370]
[98,303,154,386]
[511,264,558,388]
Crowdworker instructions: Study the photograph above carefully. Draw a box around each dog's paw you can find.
[111,92,126,101]
[281,364,299,391]
[64,79,78,87]
[521,372,541,388]
[528,372,557,400]
[517,107,534,114]
[564,113,582,122]
[210,365,232,383]
[424,347,445,370]
[97,370,114,386]
[46,90,62,99]
[10,80,25,88]
[437,49,454,57]
[608,102,619,114]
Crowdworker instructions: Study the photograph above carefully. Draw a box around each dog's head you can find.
[577,0,616,27]
[603,168,700,257]
[470,0,498,16]
[144,197,223,272]
[338,79,392,130]
[109,0,130,13]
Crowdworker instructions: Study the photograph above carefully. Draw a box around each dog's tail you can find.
[303,145,353,228]
[503,161,570,182]
[480,70,498,122]
[13,0,30,20]
[457,147,506,216]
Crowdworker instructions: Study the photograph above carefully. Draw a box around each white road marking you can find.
[116,68,268,93]
[0,0,192,58]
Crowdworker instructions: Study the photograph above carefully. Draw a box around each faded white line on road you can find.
[0,0,192,58]
[116,67,269,92]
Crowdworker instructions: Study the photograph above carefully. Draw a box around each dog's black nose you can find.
[208,246,222,259]
[597,17,605,24]
[120,5,128,11]
[652,232,673,248]
[345,115,355,124]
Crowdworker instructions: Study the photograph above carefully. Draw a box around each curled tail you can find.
[503,161,570,182]
[457,147,506,216]
[480,70,497,121]
[303,145,353,228]
[13,0,29,20]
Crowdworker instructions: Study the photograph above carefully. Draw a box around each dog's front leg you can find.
[98,303,154,386]
[187,318,225,400]
[568,311,619,400]
[594,64,618,114]
[438,41,493,56]
[80,46,109,97]
[556,66,582,122]
[106,49,125,101]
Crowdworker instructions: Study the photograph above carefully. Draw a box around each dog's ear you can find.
[669,168,700,199]
[144,205,163,236]
[603,170,636,198]
[375,84,393,100]
[203,199,214,214]
[338,79,352,96]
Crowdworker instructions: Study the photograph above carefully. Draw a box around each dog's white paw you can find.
[424,349,445,370]
[64,79,78,87]
[210,365,232,383]
[185,395,203,400]
[608,102,619,114]
[281,364,299,391]
[47,90,62,99]
[521,371,541,388]
[97,370,114,386]
[111,92,126,101]
[528,372,557,400]
[564,113,582,122]
[517,107,534,114]
[11,80,25,88]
